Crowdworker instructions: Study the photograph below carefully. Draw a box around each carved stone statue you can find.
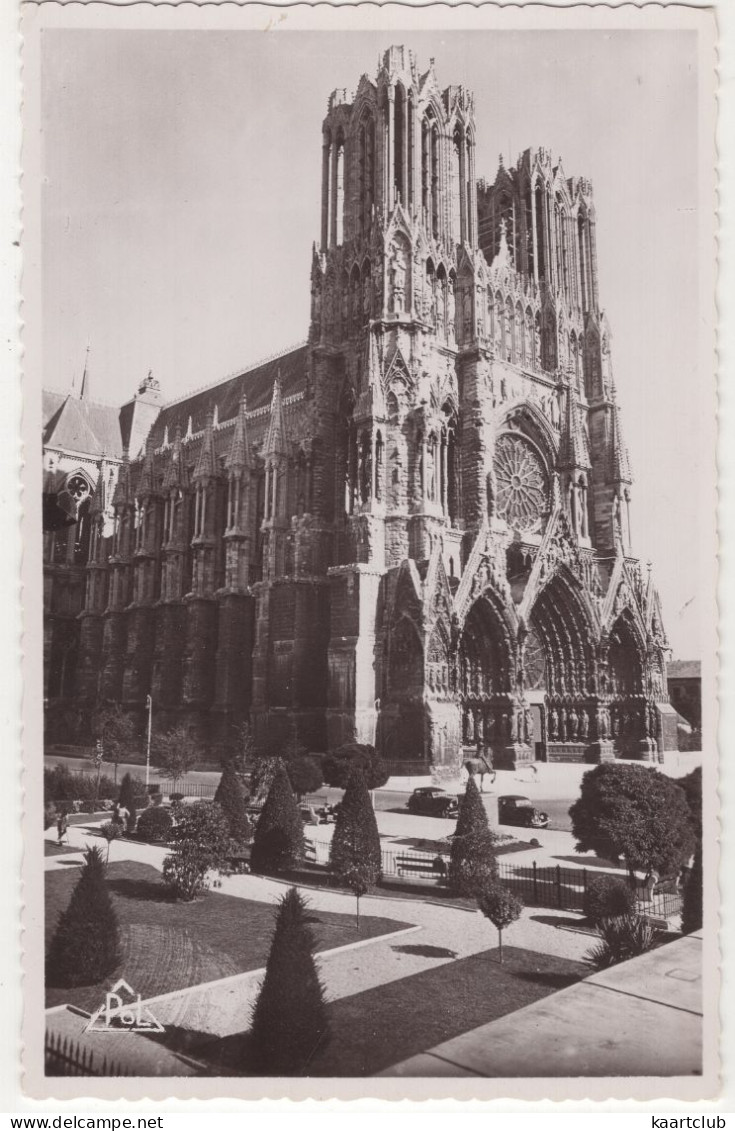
[390,244,407,314]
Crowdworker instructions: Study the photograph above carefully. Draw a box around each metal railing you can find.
[377,848,683,920]
[45,1031,129,1077]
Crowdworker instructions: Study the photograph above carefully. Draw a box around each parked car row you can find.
[405,787,549,828]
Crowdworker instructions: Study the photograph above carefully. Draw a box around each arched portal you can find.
[606,610,651,758]
[529,571,597,762]
[458,592,516,765]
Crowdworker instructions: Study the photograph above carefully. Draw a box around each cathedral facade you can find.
[55,47,677,769]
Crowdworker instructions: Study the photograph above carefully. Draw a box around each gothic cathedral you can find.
[51,47,676,769]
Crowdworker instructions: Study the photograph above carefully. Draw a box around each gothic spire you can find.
[263,371,287,458]
[112,446,132,507]
[79,343,91,401]
[226,394,251,472]
[193,410,217,480]
[558,381,590,470]
[137,434,156,497]
[610,385,633,484]
[163,423,188,492]
[89,456,107,516]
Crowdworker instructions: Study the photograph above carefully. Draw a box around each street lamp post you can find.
[145,694,153,788]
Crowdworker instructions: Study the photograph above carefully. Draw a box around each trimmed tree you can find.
[329,767,381,929]
[162,801,231,901]
[287,756,324,801]
[322,743,389,790]
[448,774,498,897]
[583,873,637,926]
[214,761,252,844]
[682,843,703,934]
[46,845,119,987]
[477,883,523,964]
[249,755,287,806]
[248,887,329,1075]
[569,763,696,883]
[250,766,304,874]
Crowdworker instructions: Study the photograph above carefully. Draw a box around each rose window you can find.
[66,473,90,502]
[494,434,548,532]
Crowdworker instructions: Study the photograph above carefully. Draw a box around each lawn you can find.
[44,842,82,858]
[163,946,587,1076]
[45,861,413,1012]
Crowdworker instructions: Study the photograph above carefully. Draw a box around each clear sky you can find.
[41,28,703,659]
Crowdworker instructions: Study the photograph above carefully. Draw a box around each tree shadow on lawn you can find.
[261,947,587,1077]
[530,913,589,930]
[391,944,458,959]
[106,877,174,902]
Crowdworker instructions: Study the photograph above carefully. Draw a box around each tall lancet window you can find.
[394,85,406,204]
[335,135,345,246]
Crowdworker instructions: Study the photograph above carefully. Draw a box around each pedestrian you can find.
[56,810,69,845]
[116,804,130,833]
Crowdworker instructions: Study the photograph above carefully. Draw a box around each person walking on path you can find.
[56,810,69,846]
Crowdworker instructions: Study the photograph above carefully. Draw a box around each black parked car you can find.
[407,787,459,818]
[498,794,549,829]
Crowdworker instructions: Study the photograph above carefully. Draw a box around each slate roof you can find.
[148,344,308,448]
[667,660,701,681]
[43,392,123,459]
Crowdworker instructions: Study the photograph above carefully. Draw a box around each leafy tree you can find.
[249,755,287,805]
[477,883,523,963]
[287,756,324,800]
[322,743,389,790]
[585,914,660,971]
[46,846,119,987]
[152,723,200,790]
[250,766,304,874]
[569,763,696,882]
[583,874,637,926]
[248,888,329,1075]
[329,768,381,928]
[678,765,702,841]
[682,843,703,934]
[91,703,137,785]
[162,801,231,901]
[448,774,498,897]
[214,761,252,844]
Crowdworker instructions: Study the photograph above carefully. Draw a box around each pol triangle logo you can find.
[86,979,165,1034]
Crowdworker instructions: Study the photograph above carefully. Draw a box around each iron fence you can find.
[378,848,683,920]
[45,1031,129,1077]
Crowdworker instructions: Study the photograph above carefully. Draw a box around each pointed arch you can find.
[528,569,598,697]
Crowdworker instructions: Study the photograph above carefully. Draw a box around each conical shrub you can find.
[46,845,120,987]
[214,760,252,844]
[329,767,381,927]
[249,887,329,1074]
[250,765,304,873]
[448,774,498,897]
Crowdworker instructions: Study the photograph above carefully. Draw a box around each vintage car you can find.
[407,787,460,818]
[498,794,549,829]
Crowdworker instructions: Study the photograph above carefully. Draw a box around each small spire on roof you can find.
[263,369,287,458]
[226,394,251,472]
[193,409,217,480]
